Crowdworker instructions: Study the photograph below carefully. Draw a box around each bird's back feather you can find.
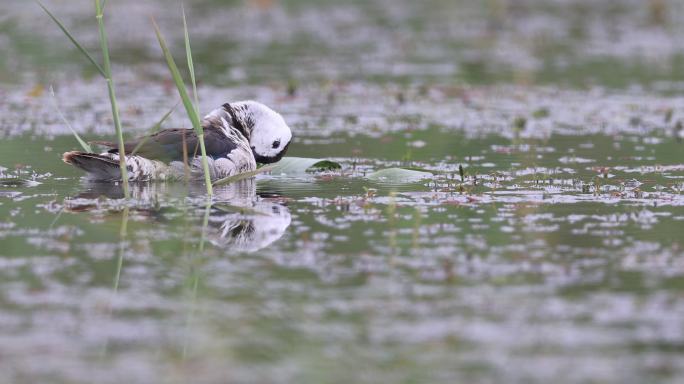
[92,125,239,163]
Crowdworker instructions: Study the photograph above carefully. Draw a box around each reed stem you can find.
[95,0,130,198]
[152,17,213,196]
[198,134,214,195]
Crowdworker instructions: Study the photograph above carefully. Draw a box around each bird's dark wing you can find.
[93,126,238,163]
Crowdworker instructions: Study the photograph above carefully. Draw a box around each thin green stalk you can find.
[113,243,124,291]
[101,204,128,357]
[181,7,212,195]
[152,18,212,196]
[182,201,210,358]
[198,133,213,193]
[113,206,129,292]
[49,206,65,230]
[49,86,92,152]
[199,201,211,253]
[182,130,191,181]
[38,0,130,197]
[95,0,130,198]
[182,6,200,117]
[37,1,106,78]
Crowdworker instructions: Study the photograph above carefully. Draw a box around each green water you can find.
[1,0,684,383]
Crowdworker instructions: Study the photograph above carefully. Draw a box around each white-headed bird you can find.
[63,101,292,181]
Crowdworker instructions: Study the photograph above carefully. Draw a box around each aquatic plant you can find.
[48,86,92,153]
[152,9,213,197]
[38,0,131,198]
[39,1,214,196]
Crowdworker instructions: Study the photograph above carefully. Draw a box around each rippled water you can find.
[2,0,684,383]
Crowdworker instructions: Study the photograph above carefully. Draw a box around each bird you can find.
[62,100,292,181]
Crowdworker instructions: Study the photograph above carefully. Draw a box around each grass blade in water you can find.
[182,5,200,116]
[37,1,106,78]
[96,0,130,198]
[181,8,212,195]
[152,18,213,196]
[49,86,92,153]
[151,19,201,133]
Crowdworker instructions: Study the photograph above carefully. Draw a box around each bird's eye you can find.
[272,140,281,149]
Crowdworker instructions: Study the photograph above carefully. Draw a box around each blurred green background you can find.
[2,0,684,88]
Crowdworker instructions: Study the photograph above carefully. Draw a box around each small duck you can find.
[63,100,292,181]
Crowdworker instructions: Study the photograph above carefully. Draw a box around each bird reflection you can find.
[67,178,290,253]
[208,200,291,252]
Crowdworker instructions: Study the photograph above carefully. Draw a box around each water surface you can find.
[1,0,684,383]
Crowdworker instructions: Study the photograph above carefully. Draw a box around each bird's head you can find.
[236,101,292,164]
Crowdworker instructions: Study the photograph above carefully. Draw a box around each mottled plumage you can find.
[63,101,292,181]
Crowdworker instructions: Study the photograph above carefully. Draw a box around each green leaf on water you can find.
[268,157,430,183]
[223,157,431,184]
[37,1,107,79]
[269,157,342,174]
[308,160,342,171]
[366,168,433,183]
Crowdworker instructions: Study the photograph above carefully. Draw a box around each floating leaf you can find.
[366,168,433,183]
[269,157,342,175]
[268,157,431,183]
